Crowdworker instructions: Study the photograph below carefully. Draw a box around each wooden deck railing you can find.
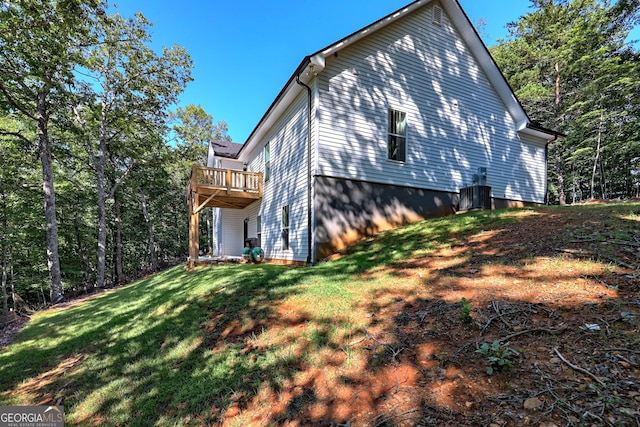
[187,165,263,213]
[191,166,262,194]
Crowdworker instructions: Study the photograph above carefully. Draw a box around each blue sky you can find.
[113,0,639,144]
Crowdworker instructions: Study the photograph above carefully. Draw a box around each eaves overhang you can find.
[517,121,566,142]
[235,0,562,160]
[236,1,432,161]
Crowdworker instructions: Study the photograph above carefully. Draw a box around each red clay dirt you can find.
[219,204,639,426]
[2,203,638,426]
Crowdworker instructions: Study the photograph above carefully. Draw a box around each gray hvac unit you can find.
[459,167,491,210]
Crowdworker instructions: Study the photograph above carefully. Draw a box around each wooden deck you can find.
[187,165,263,266]
[187,165,263,211]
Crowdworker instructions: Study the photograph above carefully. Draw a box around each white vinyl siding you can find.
[257,215,262,248]
[316,4,547,204]
[212,208,222,256]
[242,91,312,262]
[244,201,261,244]
[264,142,271,182]
[221,208,245,256]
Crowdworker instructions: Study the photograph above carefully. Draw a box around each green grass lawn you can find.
[1,203,638,426]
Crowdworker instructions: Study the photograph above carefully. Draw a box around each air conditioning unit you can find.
[459,168,491,210]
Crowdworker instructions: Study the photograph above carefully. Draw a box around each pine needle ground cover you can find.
[1,203,639,426]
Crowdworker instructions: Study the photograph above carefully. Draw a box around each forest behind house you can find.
[0,0,639,311]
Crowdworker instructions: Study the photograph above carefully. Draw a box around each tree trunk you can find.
[37,91,64,303]
[10,263,15,312]
[1,254,7,314]
[73,196,89,286]
[554,61,566,205]
[1,177,7,312]
[95,99,108,288]
[141,189,157,272]
[113,190,124,284]
[590,111,604,200]
[599,159,607,199]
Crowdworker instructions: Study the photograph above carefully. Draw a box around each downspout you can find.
[296,75,313,266]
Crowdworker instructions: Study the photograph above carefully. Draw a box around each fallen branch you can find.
[500,327,566,342]
[349,329,404,363]
[492,300,513,329]
[368,408,420,427]
[609,239,640,248]
[615,354,639,367]
[553,347,607,387]
[479,309,521,336]
[570,237,599,243]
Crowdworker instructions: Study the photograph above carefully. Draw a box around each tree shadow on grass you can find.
[254,203,639,425]
[0,263,320,424]
[1,203,638,426]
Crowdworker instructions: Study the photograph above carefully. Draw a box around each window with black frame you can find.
[257,215,262,248]
[264,142,271,181]
[388,109,406,162]
[281,205,289,251]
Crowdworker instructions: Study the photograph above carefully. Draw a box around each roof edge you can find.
[235,56,312,159]
[235,0,563,159]
[309,0,429,59]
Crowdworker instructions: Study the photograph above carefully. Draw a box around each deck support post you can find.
[188,194,199,268]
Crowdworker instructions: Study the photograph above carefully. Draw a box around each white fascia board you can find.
[238,79,306,163]
[519,126,558,142]
[206,141,215,167]
[317,0,430,58]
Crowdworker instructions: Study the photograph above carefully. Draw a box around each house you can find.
[187,0,560,266]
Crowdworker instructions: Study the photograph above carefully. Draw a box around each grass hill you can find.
[1,203,639,426]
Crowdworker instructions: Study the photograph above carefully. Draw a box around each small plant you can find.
[476,340,518,375]
[460,297,473,323]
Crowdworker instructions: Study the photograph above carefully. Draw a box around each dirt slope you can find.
[234,203,640,426]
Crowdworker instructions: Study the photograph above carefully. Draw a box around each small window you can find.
[388,109,406,162]
[257,215,262,248]
[281,205,289,251]
[264,142,271,182]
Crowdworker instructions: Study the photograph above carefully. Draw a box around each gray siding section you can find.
[316,3,547,204]
[314,175,457,260]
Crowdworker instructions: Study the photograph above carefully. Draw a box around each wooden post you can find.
[225,169,232,194]
[188,193,199,267]
[191,164,198,189]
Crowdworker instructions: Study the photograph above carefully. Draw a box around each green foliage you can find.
[171,105,229,165]
[491,0,640,203]
[0,1,201,307]
[475,340,519,375]
[460,297,473,323]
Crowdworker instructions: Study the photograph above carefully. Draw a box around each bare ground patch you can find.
[220,205,639,426]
